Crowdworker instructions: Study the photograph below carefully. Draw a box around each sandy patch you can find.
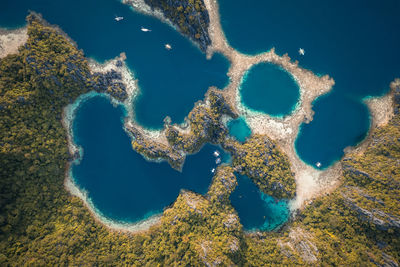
[0,27,28,59]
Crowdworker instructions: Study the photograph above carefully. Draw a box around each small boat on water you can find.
[165,43,172,50]
[141,26,151,32]
[215,158,221,164]
[115,16,124,22]
[213,150,220,157]
[316,162,321,168]
[299,48,305,56]
[211,168,215,174]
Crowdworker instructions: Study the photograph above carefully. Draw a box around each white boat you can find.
[213,150,220,157]
[211,168,215,173]
[216,158,221,164]
[165,43,172,50]
[141,27,151,32]
[316,162,321,168]
[115,16,124,22]
[299,48,305,56]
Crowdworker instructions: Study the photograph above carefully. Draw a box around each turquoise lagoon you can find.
[228,117,251,142]
[219,0,400,168]
[240,63,300,117]
[230,174,289,231]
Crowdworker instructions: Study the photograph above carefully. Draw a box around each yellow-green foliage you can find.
[166,91,232,154]
[143,189,243,266]
[284,99,400,265]
[225,134,296,199]
[207,165,237,204]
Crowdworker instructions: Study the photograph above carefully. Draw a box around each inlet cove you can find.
[71,94,292,230]
[71,95,227,222]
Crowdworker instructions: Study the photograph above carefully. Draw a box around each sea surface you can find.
[240,63,300,117]
[0,0,229,129]
[219,0,400,168]
[230,174,289,231]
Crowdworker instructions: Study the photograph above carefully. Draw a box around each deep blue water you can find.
[72,95,230,222]
[240,63,300,117]
[0,0,229,129]
[219,0,400,167]
[230,174,289,231]
[228,117,251,142]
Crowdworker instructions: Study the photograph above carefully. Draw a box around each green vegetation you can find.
[166,90,235,154]
[129,91,235,170]
[128,124,185,171]
[0,13,399,266]
[224,134,296,199]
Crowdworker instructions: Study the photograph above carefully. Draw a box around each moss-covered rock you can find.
[224,134,296,199]
[166,90,237,154]
[127,123,185,171]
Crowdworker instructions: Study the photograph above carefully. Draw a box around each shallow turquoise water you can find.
[240,63,300,117]
[0,0,229,129]
[230,174,289,231]
[219,0,400,168]
[228,117,251,142]
[72,95,230,222]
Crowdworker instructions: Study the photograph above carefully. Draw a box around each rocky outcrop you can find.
[126,90,236,171]
[92,68,127,102]
[207,165,237,204]
[342,189,400,231]
[166,90,237,154]
[126,123,185,171]
[392,79,400,115]
[142,0,211,52]
[223,135,296,199]
[279,227,319,264]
